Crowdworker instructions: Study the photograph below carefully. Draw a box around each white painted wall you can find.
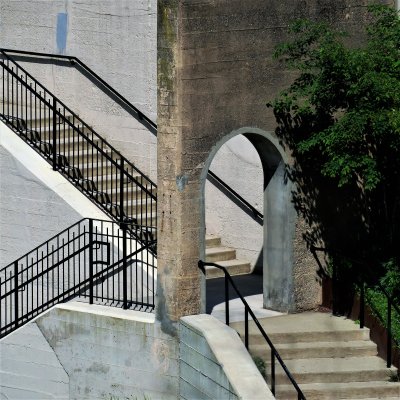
[0,302,179,400]
[0,121,111,265]
[0,0,157,180]
[206,135,264,269]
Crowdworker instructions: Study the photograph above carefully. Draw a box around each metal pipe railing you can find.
[198,260,306,399]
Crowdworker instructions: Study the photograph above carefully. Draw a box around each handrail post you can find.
[88,219,94,304]
[14,261,19,329]
[119,158,128,309]
[360,282,365,329]
[225,273,229,326]
[122,224,128,310]
[271,352,276,396]
[245,308,249,349]
[387,297,392,368]
[119,158,124,222]
[52,97,57,170]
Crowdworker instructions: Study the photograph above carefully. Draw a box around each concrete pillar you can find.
[156,0,203,330]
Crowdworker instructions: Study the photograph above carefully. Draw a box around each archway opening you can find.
[200,128,295,314]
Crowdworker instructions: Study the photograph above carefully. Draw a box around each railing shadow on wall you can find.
[0,50,157,252]
[0,48,264,227]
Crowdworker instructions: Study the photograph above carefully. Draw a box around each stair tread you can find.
[281,380,400,391]
[231,312,369,335]
[273,356,396,374]
[205,259,250,267]
[251,339,376,351]
[205,246,235,254]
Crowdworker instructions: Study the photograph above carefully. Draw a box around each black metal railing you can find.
[0,51,157,251]
[0,48,157,135]
[311,246,400,368]
[0,49,263,227]
[0,218,156,338]
[198,260,306,399]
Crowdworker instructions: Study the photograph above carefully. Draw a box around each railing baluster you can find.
[271,352,276,396]
[225,273,229,326]
[14,261,18,329]
[123,224,128,310]
[52,97,57,170]
[89,219,94,304]
[245,307,249,349]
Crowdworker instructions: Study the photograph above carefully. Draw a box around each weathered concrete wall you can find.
[0,303,179,400]
[179,314,273,400]
[0,0,158,179]
[157,0,395,317]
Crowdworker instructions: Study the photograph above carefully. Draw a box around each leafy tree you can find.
[268,4,400,297]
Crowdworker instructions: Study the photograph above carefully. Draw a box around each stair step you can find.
[205,259,251,278]
[231,313,371,345]
[205,246,236,262]
[269,356,396,385]
[279,380,400,400]
[250,339,377,360]
[205,235,221,248]
[105,186,157,202]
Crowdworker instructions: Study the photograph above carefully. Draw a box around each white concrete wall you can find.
[0,121,111,266]
[0,143,82,265]
[179,314,273,400]
[0,303,179,400]
[0,0,157,180]
[206,135,264,269]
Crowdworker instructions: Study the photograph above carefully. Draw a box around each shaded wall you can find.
[157,0,394,318]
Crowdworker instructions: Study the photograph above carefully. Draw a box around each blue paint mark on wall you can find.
[56,13,68,54]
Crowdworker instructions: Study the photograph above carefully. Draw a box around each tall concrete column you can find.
[156,0,203,331]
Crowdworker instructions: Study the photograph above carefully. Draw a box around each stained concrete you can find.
[0,303,179,400]
[179,314,274,400]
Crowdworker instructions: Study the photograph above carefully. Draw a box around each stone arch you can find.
[200,127,296,312]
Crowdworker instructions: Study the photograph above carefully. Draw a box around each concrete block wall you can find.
[179,314,273,400]
[0,303,179,400]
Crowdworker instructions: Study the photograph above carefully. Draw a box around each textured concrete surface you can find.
[0,322,69,400]
[0,121,109,265]
[0,303,179,400]
[180,314,274,400]
[0,0,158,179]
[157,0,396,317]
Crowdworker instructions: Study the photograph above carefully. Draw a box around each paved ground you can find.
[206,271,263,313]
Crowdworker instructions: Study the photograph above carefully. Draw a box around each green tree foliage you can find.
[268,5,400,294]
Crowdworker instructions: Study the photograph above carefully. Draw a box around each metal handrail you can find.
[0,48,264,225]
[198,260,306,399]
[0,48,157,133]
[0,50,157,196]
[0,218,157,339]
[311,245,400,368]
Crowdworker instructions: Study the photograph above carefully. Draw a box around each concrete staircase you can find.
[231,312,400,399]
[205,234,252,279]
